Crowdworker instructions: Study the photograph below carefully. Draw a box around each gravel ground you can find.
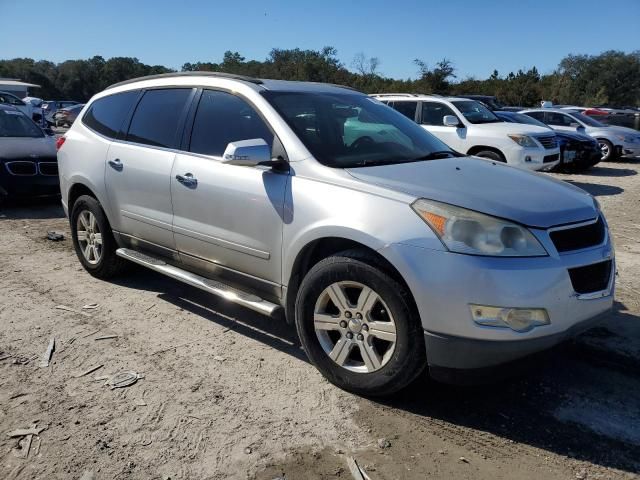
[1,159,639,480]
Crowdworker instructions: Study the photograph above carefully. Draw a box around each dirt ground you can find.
[1,159,639,480]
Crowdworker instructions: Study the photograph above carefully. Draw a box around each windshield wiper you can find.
[408,150,458,161]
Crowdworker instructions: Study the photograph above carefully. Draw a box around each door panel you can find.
[171,154,288,284]
[420,101,466,151]
[105,142,176,248]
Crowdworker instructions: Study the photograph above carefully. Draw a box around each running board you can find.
[116,248,282,317]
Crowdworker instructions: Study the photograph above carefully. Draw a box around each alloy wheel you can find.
[76,210,102,265]
[313,281,397,373]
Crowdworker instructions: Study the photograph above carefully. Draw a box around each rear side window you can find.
[126,88,192,148]
[83,91,138,138]
[189,90,274,157]
[525,111,546,123]
[390,101,418,120]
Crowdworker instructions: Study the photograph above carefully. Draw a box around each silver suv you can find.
[58,72,615,395]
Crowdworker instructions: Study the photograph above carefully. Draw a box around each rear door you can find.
[105,88,194,251]
[171,89,288,291]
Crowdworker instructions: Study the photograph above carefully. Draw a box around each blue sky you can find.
[1,0,638,79]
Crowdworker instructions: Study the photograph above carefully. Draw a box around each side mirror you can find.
[443,115,461,127]
[570,122,583,129]
[222,138,271,167]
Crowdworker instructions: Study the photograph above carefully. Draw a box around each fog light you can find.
[525,156,532,162]
[470,305,550,332]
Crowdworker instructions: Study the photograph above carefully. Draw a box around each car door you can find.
[105,88,195,251]
[171,89,288,295]
[546,112,579,133]
[419,101,466,151]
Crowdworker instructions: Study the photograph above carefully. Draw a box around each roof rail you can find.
[106,71,264,90]
[371,93,421,97]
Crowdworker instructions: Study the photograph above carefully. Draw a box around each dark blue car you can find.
[495,111,601,172]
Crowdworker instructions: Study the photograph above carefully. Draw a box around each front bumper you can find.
[504,145,560,171]
[0,162,60,198]
[618,142,640,158]
[379,229,615,372]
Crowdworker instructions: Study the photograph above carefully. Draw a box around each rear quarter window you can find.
[82,90,139,139]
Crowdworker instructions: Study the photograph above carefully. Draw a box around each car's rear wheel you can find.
[598,139,615,161]
[70,195,128,278]
[295,250,426,396]
[474,150,506,162]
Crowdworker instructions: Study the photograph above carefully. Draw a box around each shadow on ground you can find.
[586,166,638,177]
[0,197,65,220]
[111,265,640,474]
[564,180,624,196]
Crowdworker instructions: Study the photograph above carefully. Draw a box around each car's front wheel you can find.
[295,250,426,396]
[598,139,615,161]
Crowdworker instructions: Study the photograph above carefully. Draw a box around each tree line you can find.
[1,48,638,108]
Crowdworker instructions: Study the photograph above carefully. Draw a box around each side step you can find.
[116,248,282,318]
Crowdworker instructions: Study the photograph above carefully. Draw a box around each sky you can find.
[1,0,639,80]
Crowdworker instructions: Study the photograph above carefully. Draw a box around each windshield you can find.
[451,100,501,124]
[570,112,606,127]
[0,109,44,138]
[497,112,551,130]
[263,91,454,168]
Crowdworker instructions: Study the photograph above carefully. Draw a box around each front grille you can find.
[38,162,59,176]
[550,216,605,252]
[537,135,558,149]
[568,260,612,294]
[5,161,37,176]
[543,153,559,163]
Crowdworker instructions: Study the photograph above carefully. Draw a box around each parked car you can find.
[456,94,525,113]
[54,104,85,127]
[495,111,601,172]
[0,91,33,119]
[22,96,45,123]
[42,100,80,125]
[521,108,640,161]
[58,72,614,395]
[374,94,560,171]
[0,104,59,202]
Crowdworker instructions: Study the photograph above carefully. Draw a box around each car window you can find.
[126,89,192,148]
[0,94,24,106]
[82,90,139,139]
[546,112,575,127]
[390,101,418,120]
[421,102,457,126]
[524,111,546,122]
[264,91,452,168]
[451,101,500,124]
[189,90,274,157]
[0,109,43,138]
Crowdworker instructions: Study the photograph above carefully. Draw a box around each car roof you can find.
[105,71,358,95]
[371,93,475,102]
[522,108,578,114]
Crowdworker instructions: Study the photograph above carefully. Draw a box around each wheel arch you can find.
[467,145,506,160]
[284,236,417,325]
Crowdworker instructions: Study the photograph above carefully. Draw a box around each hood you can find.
[0,136,56,160]
[585,124,640,136]
[556,131,597,143]
[347,157,597,228]
[474,122,552,136]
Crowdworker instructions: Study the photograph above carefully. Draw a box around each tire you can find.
[70,195,128,278]
[474,150,505,162]
[597,139,615,161]
[295,250,426,396]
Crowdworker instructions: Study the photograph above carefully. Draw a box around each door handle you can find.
[108,158,123,171]
[176,173,197,187]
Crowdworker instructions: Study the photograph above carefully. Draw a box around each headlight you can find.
[412,199,547,257]
[507,134,539,148]
[615,134,635,142]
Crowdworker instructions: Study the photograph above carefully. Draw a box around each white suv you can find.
[374,94,560,171]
